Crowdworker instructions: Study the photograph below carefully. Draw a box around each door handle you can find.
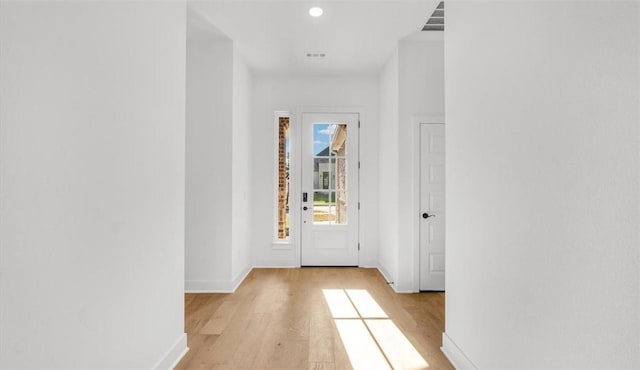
[422,212,435,219]
[303,206,309,211]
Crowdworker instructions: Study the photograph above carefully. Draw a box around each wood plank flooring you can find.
[176,268,453,370]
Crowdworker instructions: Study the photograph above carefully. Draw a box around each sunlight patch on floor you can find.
[322,289,359,319]
[334,319,391,370]
[366,319,429,370]
[322,289,429,370]
[345,289,388,318]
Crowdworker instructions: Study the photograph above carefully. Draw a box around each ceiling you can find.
[188,1,439,76]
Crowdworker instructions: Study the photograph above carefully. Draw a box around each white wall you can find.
[444,2,640,368]
[231,49,253,281]
[186,36,234,290]
[377,34,445,291]
[251,76,379,267]
[0,2,187,368]
[185,17,252,292]
[377,51,400,285]
[397,34,445,291]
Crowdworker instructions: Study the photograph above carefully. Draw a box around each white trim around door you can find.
[295,107,364,267]
[412,115,445,292]
[300,112,360,266]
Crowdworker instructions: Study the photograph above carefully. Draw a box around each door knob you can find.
[422,212,435,219]
[303,206,309,211]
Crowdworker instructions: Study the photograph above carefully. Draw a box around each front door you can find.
[419,123,445,291]
[301,113,359,266]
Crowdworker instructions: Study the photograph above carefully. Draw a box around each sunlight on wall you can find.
[323,289,429,370]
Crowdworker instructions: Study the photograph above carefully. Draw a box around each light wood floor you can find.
[176,268,453,370]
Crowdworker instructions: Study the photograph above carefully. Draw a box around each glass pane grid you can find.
[312,122,348,225]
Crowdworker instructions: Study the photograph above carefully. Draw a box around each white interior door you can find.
[301,113,359,266]
[419,123,445,291]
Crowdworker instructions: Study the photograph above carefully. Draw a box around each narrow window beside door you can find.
[277,117,290,239]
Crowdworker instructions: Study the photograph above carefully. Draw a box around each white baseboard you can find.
[251,264,299,268]
[185,279,236,293]
[375,266,398,292]
[394,282,415,293]
[186,265,400,293]
[441,332,477,370]
[153,333,188,370]
[186,266,253,293]
[230,265,252,292]
[252,259,299,267]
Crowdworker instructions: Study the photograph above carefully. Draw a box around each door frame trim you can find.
[294,106,364,267]
[413,115,445,292]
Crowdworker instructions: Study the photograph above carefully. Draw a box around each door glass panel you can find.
[314,158,334,190]
[314,123,348,157]
[335,191,347,225]
[335,158,347,193]
[313,123,333,157]
[331,124,347,156]
[311,121,348,225]
[313,191,335,224]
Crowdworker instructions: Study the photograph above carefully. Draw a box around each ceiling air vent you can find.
[306,51,326,58]
[422,1,444,31]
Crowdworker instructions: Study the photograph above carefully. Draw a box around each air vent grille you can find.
[422,1,444,31]
[306,52,326,58]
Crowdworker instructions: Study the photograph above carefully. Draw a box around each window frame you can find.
[273,111,292,245]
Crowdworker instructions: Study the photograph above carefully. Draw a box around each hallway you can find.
[3,2,639,368]
[176,268,452,369]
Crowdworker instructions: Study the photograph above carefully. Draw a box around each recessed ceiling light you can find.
[309,7,323,17]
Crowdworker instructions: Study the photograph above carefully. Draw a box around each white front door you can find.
[419,123,445,291]
[301,113,359,266]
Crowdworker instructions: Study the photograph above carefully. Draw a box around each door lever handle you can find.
[422,212,435,219]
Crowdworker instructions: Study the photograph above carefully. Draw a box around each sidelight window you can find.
[276,116,290,240]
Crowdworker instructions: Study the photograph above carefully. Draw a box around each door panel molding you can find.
[412,115,445,292]
[299,111,360,266]
[418,122,445,291]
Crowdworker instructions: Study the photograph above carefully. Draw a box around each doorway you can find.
[300,113,359,266]
[419,123,445,291]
